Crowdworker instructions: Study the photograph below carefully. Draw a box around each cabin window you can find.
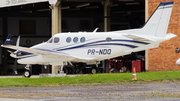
[106,37,112,42]
[73,37,78,43]
[80,37,85,43]
[66,37,71,43]
[54,37,59,43]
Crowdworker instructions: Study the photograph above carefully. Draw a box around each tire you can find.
[91,68,97,74]
[23,70,31,78]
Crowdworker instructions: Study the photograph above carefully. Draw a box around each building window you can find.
[80,37,85,43]
[66,37,71,43]
[19,20,36,35]
[73,37,78,43]
[54,37,59,43]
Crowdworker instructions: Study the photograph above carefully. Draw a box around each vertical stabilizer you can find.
[142,1,173,37]
[3,34,11,45]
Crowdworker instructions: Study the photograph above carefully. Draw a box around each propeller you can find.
[14,36,20,75]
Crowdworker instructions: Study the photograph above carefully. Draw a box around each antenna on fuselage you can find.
[93,28,99,33]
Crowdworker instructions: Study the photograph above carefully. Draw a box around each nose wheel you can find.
[23,64,32,78]
[23,70,31,78]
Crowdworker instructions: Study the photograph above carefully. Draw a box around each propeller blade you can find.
[7,50,15,54]
[16,36,20,46]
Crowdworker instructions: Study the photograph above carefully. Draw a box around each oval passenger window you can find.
[73,37,78,43]
[66,37,71,43]
[80,37,85,43]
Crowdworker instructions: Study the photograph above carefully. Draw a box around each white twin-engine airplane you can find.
[1,1,176,77]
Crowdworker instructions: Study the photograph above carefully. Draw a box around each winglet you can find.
[3,34,12,45]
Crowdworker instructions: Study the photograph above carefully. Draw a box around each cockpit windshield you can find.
[47,37,53,43]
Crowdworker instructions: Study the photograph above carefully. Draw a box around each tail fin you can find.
[3,34,12,45]
[142,1,174,37]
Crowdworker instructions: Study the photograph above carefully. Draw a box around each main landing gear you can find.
[23,64,32,78]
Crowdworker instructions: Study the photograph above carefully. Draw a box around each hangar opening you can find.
[0,2,52,75]
[0,0,146,75]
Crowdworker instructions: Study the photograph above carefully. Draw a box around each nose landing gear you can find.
[23,64,32,78]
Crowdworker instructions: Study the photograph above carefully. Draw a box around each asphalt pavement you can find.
[0,81,180,101]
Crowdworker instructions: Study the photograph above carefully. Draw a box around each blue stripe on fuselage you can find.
[56,43,138,51]
[33,48,69,56]
[16,39,148,57]
[55,39,148,51]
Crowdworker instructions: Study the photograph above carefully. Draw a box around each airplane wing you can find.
[1,34,94,61]
[1,45,94,60]
[1,44,69,57]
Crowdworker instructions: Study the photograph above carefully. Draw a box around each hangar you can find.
[0,0,177,75]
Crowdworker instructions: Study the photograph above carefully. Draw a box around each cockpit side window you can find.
[54,37,60,43]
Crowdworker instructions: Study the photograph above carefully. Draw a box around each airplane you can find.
[1,1,176,77]
[176,59,180,66]
[176,48,180,66]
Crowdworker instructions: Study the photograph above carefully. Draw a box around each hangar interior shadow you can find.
[0,0,145,75]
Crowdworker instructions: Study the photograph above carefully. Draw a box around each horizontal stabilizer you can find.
[123,34,155,42]
[165,33,177,39]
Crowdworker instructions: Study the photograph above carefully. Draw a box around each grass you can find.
[0,71,180,87]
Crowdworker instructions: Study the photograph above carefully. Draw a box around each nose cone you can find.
[176,58,180,66]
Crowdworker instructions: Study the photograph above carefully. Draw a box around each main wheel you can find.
[91,68,97,74]
[23,70,31,78]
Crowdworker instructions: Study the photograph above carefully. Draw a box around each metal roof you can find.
[0,0,57,8]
